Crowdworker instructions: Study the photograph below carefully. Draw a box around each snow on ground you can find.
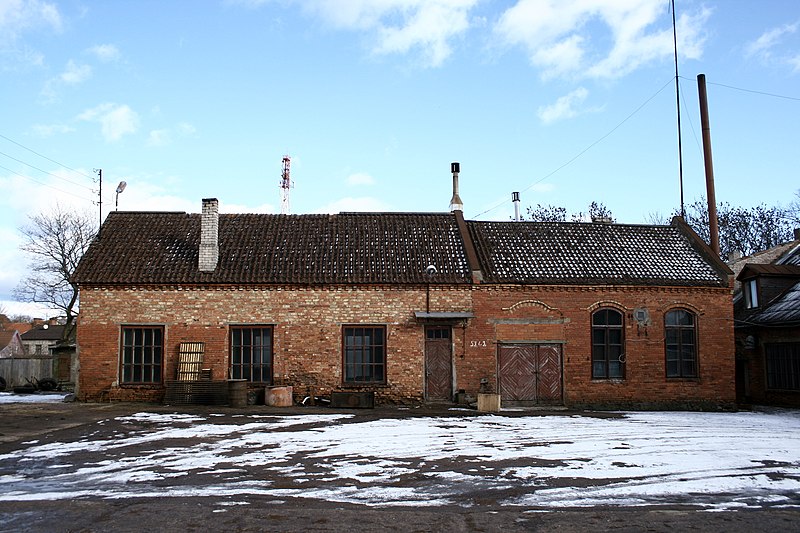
[0,409,799,510]
[0,392,70,404]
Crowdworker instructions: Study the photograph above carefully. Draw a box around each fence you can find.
[0,355,58,389]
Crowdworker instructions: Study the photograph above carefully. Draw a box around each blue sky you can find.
[1,0,799,316]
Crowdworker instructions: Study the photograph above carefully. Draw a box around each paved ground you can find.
[0,400,798,532]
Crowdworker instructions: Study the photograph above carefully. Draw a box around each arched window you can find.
[592,308,624,379]
[665,309,697,378]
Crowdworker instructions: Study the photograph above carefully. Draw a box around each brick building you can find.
[732,236,800,407]
[72,197,735,409]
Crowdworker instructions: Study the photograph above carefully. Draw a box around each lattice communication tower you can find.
[280,155,292,214]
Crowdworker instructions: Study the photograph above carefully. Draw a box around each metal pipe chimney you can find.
[697,74,720,256]
[449,162,463,212]
[512,191,520,221]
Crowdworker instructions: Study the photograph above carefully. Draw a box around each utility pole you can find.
[94,168,102,239]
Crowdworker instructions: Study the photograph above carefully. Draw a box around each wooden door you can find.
[498,344,563,406]
[425,327,453,401]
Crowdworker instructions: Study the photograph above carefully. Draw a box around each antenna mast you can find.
[671,0,685,218]
[280,155,292,214]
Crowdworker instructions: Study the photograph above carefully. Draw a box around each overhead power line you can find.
[0,133,94,180]
[0,149,96,193]
[0,163,96,203]
[678,76,800,102]
[472,77,675,220]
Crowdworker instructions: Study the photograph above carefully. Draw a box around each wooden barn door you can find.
[498,344,563,406]
[425,326,453,402]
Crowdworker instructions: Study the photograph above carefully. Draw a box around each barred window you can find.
[665,309,698,378]
[121,326,163,384]
[230,327,273,383]
[765,343,800,391]
[343,326,386,384]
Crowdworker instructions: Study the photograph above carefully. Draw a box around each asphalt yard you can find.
[0,398,798,532]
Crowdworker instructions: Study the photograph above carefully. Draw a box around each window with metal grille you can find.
[591,309,624,379]
[665,309,698,378]
[230,327,273,383]
[765,343,800,391]
[343,326,386,384]
[121,326,163,384]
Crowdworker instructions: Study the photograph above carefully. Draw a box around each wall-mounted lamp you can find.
[426,264,436,313]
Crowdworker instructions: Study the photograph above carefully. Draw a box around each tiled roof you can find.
[72,212,472,285]
[737,264,800,279]
[778,243,800,266]
[0,331,17,350]
[467,220,727,286]
[750,281,800,325]
[21,325,65,341]
[73,211,729,288]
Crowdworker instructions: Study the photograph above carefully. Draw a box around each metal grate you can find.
[176,342,204,381]
[164,381,228,405]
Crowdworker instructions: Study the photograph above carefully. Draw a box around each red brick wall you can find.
[77,282,735,409]
[76,284,471,404]
[465,285,735,409]
[736,328,800,407]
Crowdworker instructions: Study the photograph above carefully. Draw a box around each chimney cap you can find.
[449,162,463,212]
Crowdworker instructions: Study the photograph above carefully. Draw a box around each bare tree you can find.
[677,198,795,259]
[523,202,614,223]
[13,205,97,342]
[523,204,567,222]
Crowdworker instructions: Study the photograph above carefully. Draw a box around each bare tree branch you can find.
[13,205,97,342]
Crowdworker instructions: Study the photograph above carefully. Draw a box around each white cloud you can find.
[0,0,62,41]
[345,172,375,186]
[745,23,800,72]
[288,0,480,67]
[39,59,92,102]
[745,23,797,59]
[146,129,170,147]
[494,0,710,80]
[87,43,120,62]
[177,122,196,136]
[0,168,96,302]
[537,87,589,124]
[314,196,391,213]
[29,123,75,137]
[78,103,139,142]
[59,59,91,84]
[146,122,197,147]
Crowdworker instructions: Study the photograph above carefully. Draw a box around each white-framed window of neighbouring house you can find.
[744,279,759,309]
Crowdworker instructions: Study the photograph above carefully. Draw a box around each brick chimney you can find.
[199,198,219,272]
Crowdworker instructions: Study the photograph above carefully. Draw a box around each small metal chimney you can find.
[199,198,219,272]
[449,162,463,212]
[512,191,520,222]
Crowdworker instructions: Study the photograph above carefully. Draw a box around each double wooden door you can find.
[498,344,563,406]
